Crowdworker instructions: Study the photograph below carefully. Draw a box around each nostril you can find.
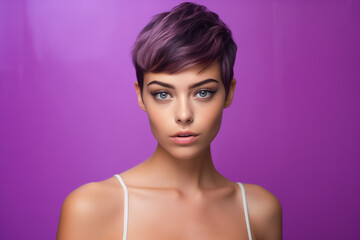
[176,115,194,124]
[179,118,193,123]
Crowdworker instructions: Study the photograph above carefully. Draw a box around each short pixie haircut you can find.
[132,2,237,97]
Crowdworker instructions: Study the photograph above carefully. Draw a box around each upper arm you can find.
[246,184,282,240]
[56,182,118,240]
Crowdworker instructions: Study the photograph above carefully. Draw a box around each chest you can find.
[121,190,251,240]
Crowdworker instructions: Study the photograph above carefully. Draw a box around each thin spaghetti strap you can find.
[237,182,253,240]
[114,174,128,240]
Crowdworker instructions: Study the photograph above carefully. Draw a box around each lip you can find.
[171,131,199,145]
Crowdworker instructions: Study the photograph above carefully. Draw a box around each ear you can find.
[224,78,236,108]
[134,82,146,111]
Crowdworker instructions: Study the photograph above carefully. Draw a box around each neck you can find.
[139,143,222,192]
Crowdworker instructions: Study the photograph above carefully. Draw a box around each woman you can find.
[57,2,282,240]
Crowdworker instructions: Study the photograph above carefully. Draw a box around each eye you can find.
[153,91,171,100]
[195,90,214,99]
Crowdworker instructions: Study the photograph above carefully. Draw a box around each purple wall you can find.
[1,0,359,239]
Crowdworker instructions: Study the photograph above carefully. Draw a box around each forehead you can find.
[144,62,221,85]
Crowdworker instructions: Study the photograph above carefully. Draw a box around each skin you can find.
[57,62,282,240]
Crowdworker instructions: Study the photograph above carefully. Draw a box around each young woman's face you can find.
[135,62,235,160]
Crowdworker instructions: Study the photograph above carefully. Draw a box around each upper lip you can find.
[171,131,198,137]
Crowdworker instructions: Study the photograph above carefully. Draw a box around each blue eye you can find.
[196,90,213,98]
[154,92,171,100]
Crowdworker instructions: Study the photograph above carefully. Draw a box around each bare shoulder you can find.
[242,184,282,240]
[56,177,124,240]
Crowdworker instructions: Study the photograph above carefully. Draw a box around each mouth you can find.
[171,131,199,144]
[171,131,198,138]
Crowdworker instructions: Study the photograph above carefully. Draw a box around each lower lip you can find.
[171,135,199,145]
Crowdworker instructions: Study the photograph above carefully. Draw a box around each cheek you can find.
[196,101,224,139]
[145,104,170,139]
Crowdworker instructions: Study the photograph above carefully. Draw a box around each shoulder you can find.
[61,178,123,217]
[57,177,124,240]
[242,184,282,240]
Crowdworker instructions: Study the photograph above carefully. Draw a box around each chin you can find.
[166,145,209,161]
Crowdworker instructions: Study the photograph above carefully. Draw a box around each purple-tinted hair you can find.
[132,2,237,96]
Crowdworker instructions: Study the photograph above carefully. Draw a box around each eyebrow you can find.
[146,79,219,89]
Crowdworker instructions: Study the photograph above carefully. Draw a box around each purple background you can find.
[1,0,359,239]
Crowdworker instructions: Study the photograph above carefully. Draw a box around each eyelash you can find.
[151,89,216,101]
[152,91,172,100]
[195,90,216,99]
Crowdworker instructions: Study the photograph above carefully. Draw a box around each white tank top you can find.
[114,174,253,240]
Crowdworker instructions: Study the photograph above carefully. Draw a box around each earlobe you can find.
[224,78,236,108]
[134,82,146,112]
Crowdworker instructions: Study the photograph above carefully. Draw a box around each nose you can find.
[175,97,194,124]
